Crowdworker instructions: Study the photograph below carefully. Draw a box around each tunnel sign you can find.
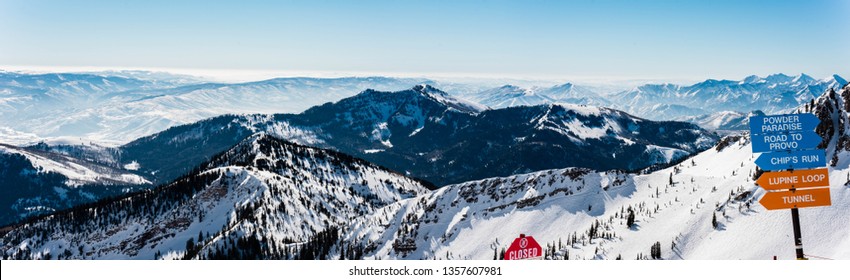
[759,188,832,210]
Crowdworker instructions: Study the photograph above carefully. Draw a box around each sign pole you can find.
[751,113,829,261]
[790,207,805,260]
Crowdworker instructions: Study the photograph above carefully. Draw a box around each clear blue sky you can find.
[1,0,848,80]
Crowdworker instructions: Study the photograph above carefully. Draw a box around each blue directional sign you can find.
[754,149,827,171]
[749,113,819,135]
[751,130,822,153]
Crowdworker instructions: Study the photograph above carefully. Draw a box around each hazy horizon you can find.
[1,65,846,88]
[2,0,848,82]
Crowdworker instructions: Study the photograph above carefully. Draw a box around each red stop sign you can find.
[504,234,542,260]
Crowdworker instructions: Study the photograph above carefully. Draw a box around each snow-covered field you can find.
[342,134,849,260]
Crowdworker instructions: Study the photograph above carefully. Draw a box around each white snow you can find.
[0,144,150,187]
[0,135,430,260]
[124,161,140,171]
[340,134,850,260]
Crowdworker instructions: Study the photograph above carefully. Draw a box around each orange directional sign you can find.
[759,188,831,210]
[756,168,830,191]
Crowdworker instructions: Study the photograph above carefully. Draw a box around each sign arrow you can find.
[754,149,827,171]
[749,113,819,135]
[756,168,830,191]
[751,130,822,153]
[759,188,831,210]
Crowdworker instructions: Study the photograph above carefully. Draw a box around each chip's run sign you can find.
[504,234,542,260]
[754,149,826,171]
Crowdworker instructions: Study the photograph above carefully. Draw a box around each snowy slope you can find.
[2,85,847,260]
[0,144,149,187]
[0,134,430,260]
[0,143,152,225]
[340,133,848,260]
[334,84,850,260]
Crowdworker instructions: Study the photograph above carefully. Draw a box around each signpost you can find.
[755,168,830,190]
[758,188,832,210]
[750,113,831,260]
[754,149,826,171]
[751,130,821,153]
[749,113,819,134]
[503,234,542,260]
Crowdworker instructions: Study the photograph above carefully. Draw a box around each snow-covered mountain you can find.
[610,74,847,120]
[340,83,850,260]
[538,83,611,107]
[4,84,848,260]
[676,111,754,131]
[0,133,431,259]
[1,84,712,224]
[3,71,843,145]
[461,74,845,124]
[466,83,608,109]
[295,86,714,185]
[335,83,850,260]
[0,72,434,145]
[466,85,554,108]
[339,133,848,260]
[0,143,151,225]
[112,85,716,187]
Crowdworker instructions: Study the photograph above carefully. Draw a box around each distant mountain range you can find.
[2,71,845,146]
[1,70,847,228]
[0,72,440,144]
[465,73,846,124]
[462,83,610,109]
[675,111,760,131]
[608,73,846,121]
[114,85,716,187]
[0,85,716,225]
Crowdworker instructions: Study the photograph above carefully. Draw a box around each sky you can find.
[1,0,848,82]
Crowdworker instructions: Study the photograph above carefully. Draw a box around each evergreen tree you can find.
[712,212,718,229]
[186,238,195,253]
[650,241,662,259]
[626,208,636,229]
